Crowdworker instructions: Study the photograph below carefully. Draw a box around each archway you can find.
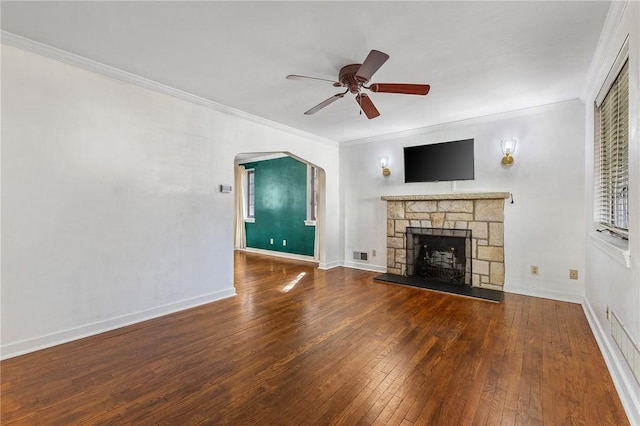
[233,152,326,264]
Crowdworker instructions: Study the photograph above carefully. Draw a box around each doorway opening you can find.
[233,152,325,264]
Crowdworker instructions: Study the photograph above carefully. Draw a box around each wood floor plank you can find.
[0,251,630,425]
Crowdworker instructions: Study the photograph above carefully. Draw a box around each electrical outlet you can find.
[282,240,286,246]
[531,265,539,275]
[569,269,578,280]
[372,249,376,257]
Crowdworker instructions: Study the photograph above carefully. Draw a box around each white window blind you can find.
[595,58,629,238]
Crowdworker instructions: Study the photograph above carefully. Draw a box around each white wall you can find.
[340,100,587,303]
[1,45,342,358]
[581,2,640,423]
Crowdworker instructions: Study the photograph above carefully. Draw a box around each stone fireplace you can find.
[382,193,509,290]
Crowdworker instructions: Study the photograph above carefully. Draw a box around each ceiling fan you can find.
[286,49,430,119]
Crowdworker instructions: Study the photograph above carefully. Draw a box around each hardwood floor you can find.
[1,251,628,425]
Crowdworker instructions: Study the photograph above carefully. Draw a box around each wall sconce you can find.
[501,139,517,166]
[379,156,391,177]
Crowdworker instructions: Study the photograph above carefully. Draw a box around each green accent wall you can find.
[242,156,315,256]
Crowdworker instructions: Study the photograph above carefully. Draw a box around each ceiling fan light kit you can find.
[286,49,430,119]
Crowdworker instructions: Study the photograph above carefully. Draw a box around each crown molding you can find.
[1,31,338,148]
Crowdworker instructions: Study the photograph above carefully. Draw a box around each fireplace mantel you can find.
[382,192,508,290]
[381,192,510,201]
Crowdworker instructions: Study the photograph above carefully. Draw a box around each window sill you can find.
[304,220,316,227]
[589,231,630,268]
[245,218,255,224]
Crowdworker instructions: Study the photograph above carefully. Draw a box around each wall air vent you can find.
[353,251,368,261]
[611,312,640,384]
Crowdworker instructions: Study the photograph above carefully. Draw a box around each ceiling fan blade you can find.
[355,93,380,119]
[355,50,389,82]
[287,74,340,86]
[369,83,431,95]
[304,93,345,115]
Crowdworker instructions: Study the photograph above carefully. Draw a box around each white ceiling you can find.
[1,1,611,143]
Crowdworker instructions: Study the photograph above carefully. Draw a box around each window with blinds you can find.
[594,58,629,238]
[246,169,255,219]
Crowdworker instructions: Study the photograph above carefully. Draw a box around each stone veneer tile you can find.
[473,259,489,275]
[431,212,445,227]
[475,199,504,222]
[478,246,504,262]
[446,212,474,221]
[406,212,433,220]
[406,200,437,213]
[455,221,468,229]
[438,200,473,213]
[489,222,504,246]
[387,220,394,237]
[388,237,404,249]
[388,202,405,219]
[387,248,395,267]
[490,262,505,285]
[395,220,410,233]
[468,222,488,239]
[395,249,406,264]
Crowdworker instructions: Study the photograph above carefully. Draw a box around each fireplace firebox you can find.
[405,227,472,286]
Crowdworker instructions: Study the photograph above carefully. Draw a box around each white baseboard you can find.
[0,288,236,360]
[240,248,381,272]
[504,284,583,304]
[318,260,343,270]
[342,261,387,273]
[241,247,318,263]
[582,298,640,425]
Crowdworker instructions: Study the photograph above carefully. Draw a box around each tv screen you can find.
[404,139,475,182]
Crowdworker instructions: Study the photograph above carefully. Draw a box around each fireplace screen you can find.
[405,227,472,286]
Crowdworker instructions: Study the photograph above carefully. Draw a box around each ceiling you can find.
[1,1,611,143]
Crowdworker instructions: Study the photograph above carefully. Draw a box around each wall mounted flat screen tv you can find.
[404,139,475,182]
